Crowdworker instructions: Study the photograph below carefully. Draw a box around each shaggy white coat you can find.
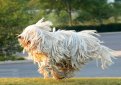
[18,18,114,79]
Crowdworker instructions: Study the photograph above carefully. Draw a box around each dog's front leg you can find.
[38,62,49,78]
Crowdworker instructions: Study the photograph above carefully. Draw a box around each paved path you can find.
[0,58,121,77]
[99,32,121,50]
[0,32,121,77]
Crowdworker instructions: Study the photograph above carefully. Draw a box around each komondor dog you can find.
[18,18,114,79]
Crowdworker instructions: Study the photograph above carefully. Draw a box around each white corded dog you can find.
[18,18,115,79]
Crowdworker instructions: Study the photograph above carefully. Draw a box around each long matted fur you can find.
[18,18,114,79]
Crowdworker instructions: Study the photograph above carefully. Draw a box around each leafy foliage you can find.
[0,0,30,58]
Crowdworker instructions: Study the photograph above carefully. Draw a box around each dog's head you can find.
[18,18,53,52]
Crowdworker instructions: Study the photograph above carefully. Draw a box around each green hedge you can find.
[56,23,121,32]
[0,56,25,61]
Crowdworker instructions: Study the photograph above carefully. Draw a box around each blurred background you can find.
[0,0,121,77]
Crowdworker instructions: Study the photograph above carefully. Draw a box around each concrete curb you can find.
[99,31,121,34]
[0,60,33,65]
[113,51,121,57]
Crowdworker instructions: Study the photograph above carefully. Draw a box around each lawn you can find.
[0,78,121,85]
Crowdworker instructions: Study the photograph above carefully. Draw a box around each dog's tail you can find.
[78,30,115,69]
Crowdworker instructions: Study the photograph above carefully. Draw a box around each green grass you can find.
[0,78,121,85]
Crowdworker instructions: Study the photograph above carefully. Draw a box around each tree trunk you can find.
[98,18,103,25]
[114,16,118,23]
[64,0,72,26]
